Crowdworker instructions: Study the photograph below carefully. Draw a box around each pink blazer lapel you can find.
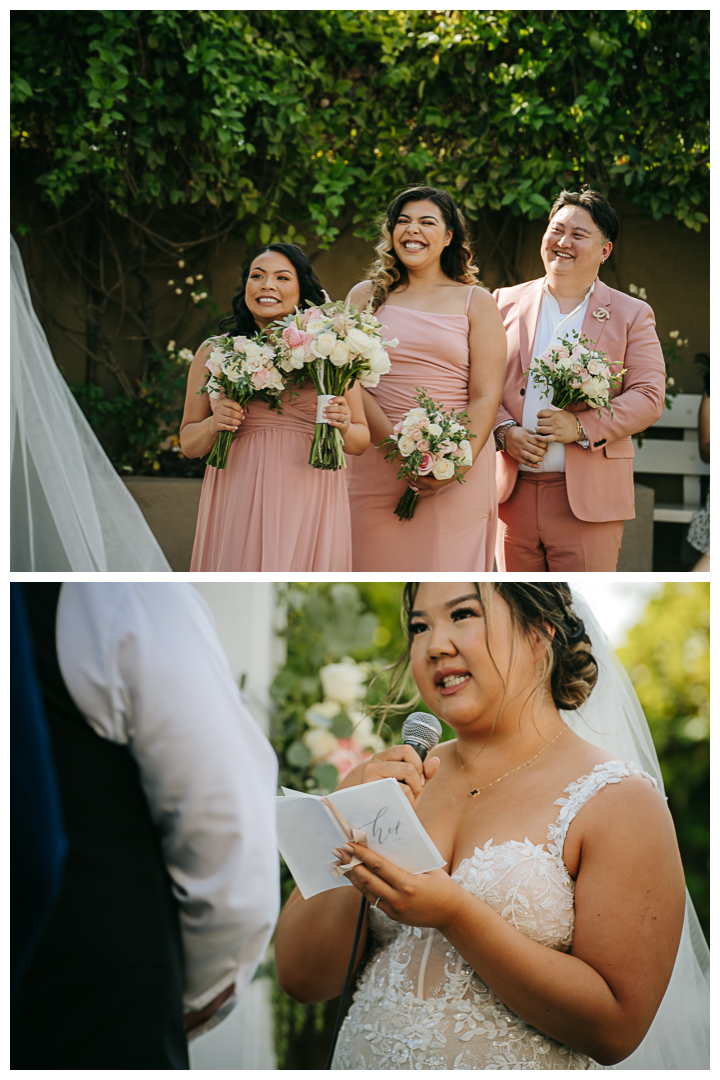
[518,279,545,373]
[580,278,613,347]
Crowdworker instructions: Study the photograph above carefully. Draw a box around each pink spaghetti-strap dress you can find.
[190,382,352,571]
[347,287,497,571]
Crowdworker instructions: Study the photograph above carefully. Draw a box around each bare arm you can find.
[345,281,395,446]
[339,774,685,1066]
[323,381,370,456]
[179,341,246,459]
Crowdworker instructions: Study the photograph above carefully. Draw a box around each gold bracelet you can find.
[576,418,584,442]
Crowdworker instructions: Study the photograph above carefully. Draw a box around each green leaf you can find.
[287,740,312,768]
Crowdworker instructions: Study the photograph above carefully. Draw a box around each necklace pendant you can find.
[469,788,480,798]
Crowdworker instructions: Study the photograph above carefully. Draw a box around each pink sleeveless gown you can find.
[347,289,497,571]
[190,383,352,571]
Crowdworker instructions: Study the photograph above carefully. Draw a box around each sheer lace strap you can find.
[465,285,474,315]
[547,759,657,854]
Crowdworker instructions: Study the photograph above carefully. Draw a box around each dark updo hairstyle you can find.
[380,582,598,721]
[367,186,478,310]
[549,185,619,245]
[218,242,326,337]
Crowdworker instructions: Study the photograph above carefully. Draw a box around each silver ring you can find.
[372,895,382,909]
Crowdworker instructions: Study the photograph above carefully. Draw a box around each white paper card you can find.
[276,777,446,899]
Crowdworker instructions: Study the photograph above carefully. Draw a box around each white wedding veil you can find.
[11,235,171,571]
[565,590,709,1070]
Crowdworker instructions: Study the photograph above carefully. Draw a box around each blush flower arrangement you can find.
[381,388,475,521]
[528,330,624,417]
[199,333,285,469]
[271,300,397,470]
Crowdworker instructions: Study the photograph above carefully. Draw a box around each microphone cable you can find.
[324,896,367,1070]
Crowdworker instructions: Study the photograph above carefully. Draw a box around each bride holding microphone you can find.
[274,582,709,1070]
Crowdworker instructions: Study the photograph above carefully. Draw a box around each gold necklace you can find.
[457,726,565,798]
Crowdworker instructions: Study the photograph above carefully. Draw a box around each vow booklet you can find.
[276,776,446,899]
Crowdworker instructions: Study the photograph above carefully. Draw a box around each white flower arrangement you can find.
[529,331,624,417]
[270,300,397,470]
[381,387,475,520]
[199,332,286,469]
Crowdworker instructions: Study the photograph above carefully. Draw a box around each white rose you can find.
[206,377,222,399]
[345,327,373,355]
[232,335,250,352]
[245,342,263,361]
[427,423,442,437]
[224,367,242,383]
[397,434,416,456]
[207,348,224,376]
[587,358,603,375]
[303,728,339,762]
[267,367,284,390]
[305,700,340,729]
[458,439,473,467]
[432,457,455,480]
[359,370,380,387]
[329,339,350,366]
[244,355,263,372]
[555,355,574,371]
[368,349,391,374]
[448,421,461,435]
[311,331,338,358]
[279,356,295,372]
[319,660,366,705]
[306,318,327,334]
[290,346,307,368]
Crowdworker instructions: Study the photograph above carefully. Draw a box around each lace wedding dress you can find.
[333,760,653,1070]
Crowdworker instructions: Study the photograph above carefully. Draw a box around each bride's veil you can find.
[566,590,709,1070]
[11,235,171,571]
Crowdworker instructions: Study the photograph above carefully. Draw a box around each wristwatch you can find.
[494,420,518,452]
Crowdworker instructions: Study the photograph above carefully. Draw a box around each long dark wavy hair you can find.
[218,243,326,337]
[367,186,478,310]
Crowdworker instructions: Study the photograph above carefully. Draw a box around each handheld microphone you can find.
[401,711,443,761]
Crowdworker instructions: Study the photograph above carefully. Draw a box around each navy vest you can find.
[12,584,188,1069]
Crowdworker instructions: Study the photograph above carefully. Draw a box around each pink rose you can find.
[540,348,554,363]
[571,361,584,374]
[555,346,570,360]
[393,421,404,434]
[417,439,430,452]
[251,367,271,390]
[303,306,323,324]
[327,738,370,780]
[570,376,584,389]
[282,324,304,348]
[412,429,423,441]
[417,452,435,476]
[418,417,429,429]
[439,439,452,453]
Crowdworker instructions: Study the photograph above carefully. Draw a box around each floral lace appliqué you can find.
[333,760,656,1070]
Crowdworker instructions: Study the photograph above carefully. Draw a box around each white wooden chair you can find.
[632,393,709,523]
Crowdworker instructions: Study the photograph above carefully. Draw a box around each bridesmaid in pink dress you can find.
[180,244,369,571]
[347,187,507,571]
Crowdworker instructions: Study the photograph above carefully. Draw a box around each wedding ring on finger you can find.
[372,895,382,909]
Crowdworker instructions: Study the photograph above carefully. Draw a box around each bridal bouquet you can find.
[271,300,397,470]
[200,334,285,469]
[529,331,624,418]
[380,388,474,520]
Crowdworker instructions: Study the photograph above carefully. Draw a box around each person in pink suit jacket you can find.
[493,188,666,571]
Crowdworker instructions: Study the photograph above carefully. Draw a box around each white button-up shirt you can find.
[519,280,594,472]
[56,583,280,1014]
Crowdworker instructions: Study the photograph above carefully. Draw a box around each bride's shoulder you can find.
[347,280,374,308]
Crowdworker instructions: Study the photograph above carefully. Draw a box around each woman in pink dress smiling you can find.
[346,187,506,571]
[181,244,369,571]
